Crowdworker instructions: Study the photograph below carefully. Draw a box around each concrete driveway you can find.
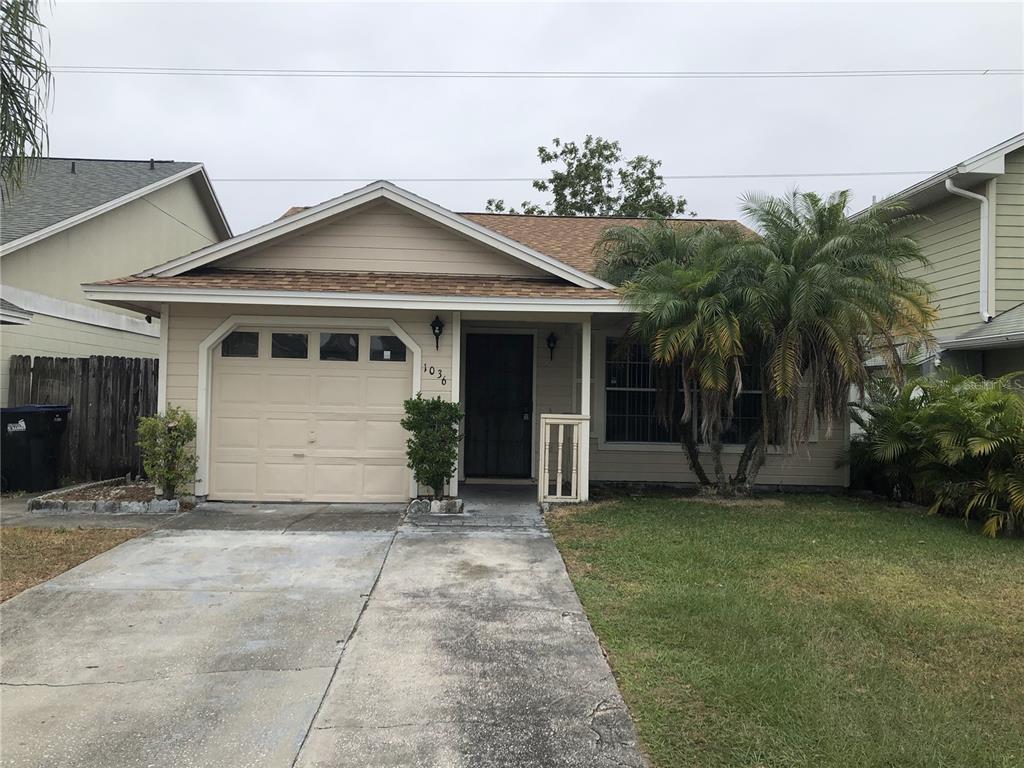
[1,488,644,767]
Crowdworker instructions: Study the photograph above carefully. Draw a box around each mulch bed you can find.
[51,483,156,503]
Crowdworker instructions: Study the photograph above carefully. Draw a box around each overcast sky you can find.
[43,1,1023,232]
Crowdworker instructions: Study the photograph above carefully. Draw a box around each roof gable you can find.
[219,199,550,278]
[1,158,231,251]
[142,181,614,289]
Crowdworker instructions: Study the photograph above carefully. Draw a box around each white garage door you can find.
[209,327,412,502]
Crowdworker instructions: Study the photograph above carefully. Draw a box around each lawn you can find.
[548,495,1024,768]
[1,527,144,601]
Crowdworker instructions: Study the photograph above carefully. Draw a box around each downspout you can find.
[944,179,992,322]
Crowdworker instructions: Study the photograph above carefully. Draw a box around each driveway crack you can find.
[289,528,399,768]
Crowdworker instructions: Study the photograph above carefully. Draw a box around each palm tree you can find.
[1,0,51,193]
[595,190,936,495]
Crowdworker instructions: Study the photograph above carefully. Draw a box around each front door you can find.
[464,333,533,478]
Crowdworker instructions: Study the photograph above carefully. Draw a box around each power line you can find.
[52,65,1024,80]
[210,170,935,183]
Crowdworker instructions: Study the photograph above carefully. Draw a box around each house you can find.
[0,158,232,404]
[84,181,849,503]
[869,134,1024,375]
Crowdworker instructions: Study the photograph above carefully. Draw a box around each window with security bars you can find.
[604,337,763,445]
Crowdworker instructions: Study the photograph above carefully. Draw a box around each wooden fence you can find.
[7,355,158,481]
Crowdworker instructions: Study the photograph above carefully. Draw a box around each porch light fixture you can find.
[430,315,444,350]
[546,332,558,361]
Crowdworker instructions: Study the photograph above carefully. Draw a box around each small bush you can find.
[137,406,198,499]
[401,394,462,499]
[851,373,1024,537]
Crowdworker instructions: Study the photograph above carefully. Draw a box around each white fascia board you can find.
[3,284,159,337]
[941,331,1024,350]
[141,180,613,289]
[81,284,630,314]
[0,165,209,256]
[851,131,1024,219]
[191,165,233,239]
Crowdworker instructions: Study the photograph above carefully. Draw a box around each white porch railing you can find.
[538,414,590,504]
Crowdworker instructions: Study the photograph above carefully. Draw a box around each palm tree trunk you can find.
[680,429,712,487]
[709,424,727,495]
[732,428,763,493]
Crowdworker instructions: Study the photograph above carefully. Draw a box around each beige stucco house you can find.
[0,158,231,404]
[875,134,1024,375]
[85,181,849,504]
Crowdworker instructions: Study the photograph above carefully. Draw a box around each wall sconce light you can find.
[546,332,558,361]
[430,315,445,350]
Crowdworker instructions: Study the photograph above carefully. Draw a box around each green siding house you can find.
[870,134,1024,376]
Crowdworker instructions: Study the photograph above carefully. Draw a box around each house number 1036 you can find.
[424,363,447,386]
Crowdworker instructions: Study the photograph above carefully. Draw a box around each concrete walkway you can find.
[1,488,645,767]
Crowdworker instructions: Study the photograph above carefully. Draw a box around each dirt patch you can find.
[0,527,145,601]
[51,483,156,503]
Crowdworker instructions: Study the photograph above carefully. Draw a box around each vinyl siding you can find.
[166,307,848,492]
[586,317,849,488]
[995,148,1024,313]
[1,178,221,309]
[220,200,546,277]
[165,303,455,419]
[903,191,983,338]
[0,314,158,405]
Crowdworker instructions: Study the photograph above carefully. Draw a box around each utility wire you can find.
[211,170,935,183]
[52,65,1024,80]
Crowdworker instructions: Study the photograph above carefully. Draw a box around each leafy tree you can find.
[401,394,462,498]
[596,190,936,495]
[486,136,693,217]
[137,407,198,499]
[1,0,51,193]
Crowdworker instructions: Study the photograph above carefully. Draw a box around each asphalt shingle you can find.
[1,158,201,245]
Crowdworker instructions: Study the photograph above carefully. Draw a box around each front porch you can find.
[452,314,593,503]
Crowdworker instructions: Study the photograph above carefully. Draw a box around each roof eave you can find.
[852,131,1024,218]
[82,282,630,314]
[138,180,614,290]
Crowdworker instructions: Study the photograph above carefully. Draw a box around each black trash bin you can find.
[1,405,72,492]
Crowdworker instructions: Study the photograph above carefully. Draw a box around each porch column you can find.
[450,311,461,497]
[580,315,591,501]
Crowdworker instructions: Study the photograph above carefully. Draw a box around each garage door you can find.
[209,327,412,501]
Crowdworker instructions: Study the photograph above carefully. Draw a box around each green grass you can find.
[548,495,1024,768]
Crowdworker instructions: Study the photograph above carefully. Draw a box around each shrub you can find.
[137,407,198,499]
[851,373,1024,537]
[401,394,462,499]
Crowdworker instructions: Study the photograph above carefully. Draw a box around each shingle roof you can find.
[460,213,737,275]
[946,302,1024,348]
[95,269,621,300]
[1,158,202,245]
[277,204,742,277]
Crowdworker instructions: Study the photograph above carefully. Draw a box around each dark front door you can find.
[464,333,533,478]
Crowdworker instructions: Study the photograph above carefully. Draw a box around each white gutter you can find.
[944,179,992,323]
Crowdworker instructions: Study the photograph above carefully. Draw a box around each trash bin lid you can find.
[1,404,72,414]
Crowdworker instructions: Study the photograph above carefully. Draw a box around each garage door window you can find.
[370,335,406,362]
[271,332,308,359]
[319,332,359,361]
[221,331,259,358]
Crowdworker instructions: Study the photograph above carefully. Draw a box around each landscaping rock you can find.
[407,498,464,516]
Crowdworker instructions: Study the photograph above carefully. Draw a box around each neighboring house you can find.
[84,181,849,504]
[870,134,1024,375]
[0,158,232,404]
